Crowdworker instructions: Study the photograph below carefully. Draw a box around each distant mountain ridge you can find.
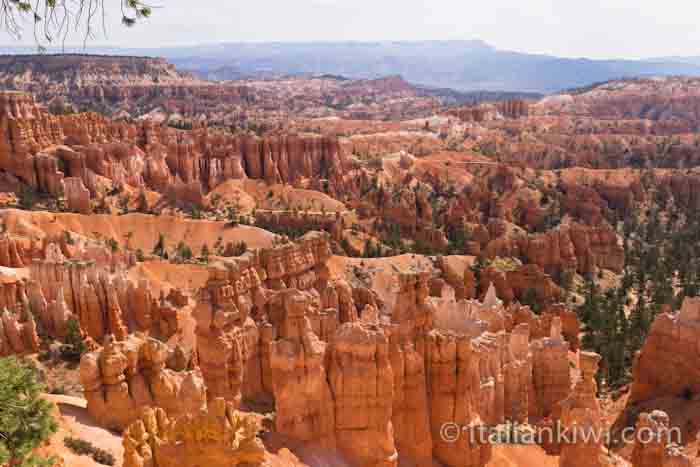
[3,41,700,93]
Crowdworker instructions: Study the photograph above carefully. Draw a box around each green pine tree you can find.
[0,357,58,466]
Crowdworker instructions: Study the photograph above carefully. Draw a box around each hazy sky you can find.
[8,0,700,59]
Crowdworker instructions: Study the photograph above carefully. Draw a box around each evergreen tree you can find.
[152,234,166,258]
[0,357,58,466]
[471,256,487,284]
[59,319,87,363]
[200,244,210,263]
[520,288,542,314]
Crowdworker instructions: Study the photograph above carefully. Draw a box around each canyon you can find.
[1,54,700,467]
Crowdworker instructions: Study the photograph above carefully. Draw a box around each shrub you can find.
[49,386,67,395]
[64,437,115,466]
[64,230,75,245]
[64,437,92,455]
[153,234,167,258]
[18,186,38,210]
[176,241,193,262]
[682,387,694,401]
[59,319,87,363]
[106,238,119,252]
[200,244,210,263]
[92,449,115,466]
[227,206,239,227]
[135,190,149,213]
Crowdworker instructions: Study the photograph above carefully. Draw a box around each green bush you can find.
[64,437,115,466]
[18,186,38,210]
[153,233,167,258]
[49,386,67,395]
[64,437,92,455]
[59,319,87,363]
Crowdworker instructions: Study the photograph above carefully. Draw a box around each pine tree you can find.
[153,234,166,258]
[0,357,58,466]
[471,256,487,284]
[59,319,87,363]
[520,288,542,314]
[200,244,210,263]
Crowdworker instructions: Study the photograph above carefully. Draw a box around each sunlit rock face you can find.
[80,334,205,431]
[122,398,266,467]
[630,297,700,404]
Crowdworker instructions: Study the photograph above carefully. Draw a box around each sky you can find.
[7,0,700,59]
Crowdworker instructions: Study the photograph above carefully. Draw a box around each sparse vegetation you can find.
[18,186,38,210]
[153,234,167,258]
[64,437,115,466]
[59,318,87,363]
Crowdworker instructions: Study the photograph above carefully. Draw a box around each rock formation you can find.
[631,411,691,467]
[0,92,347,201]
[388,330,433,467]
[484,223,624,277]
[122,397,265,467]
[194,231,358,405]
[327,323,398,467]
[503,324,532,423]
[63,177,91,214]
[80,334,206,430]
[558,352,603,467]
[187,232,601,467]
[269,300,336,448]
[0,234,33,267]
[496,99,530,119]
[530,318,571,424]
[480,263,563,305]
[0,308,40,356]
[630,297,700,404]
[28,251,184,345]
[425,329,494,467]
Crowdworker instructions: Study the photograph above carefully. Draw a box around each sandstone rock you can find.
[503,323,531,423]
[122,398,265,467]
[0,234,31,267]
[0,307,40,356]
[80,334,206,430]
[63,176,91,214]
[425,329,493,467]
[28,257,178,344]
[391,271,434,341]
[558,352,603,467]
[512,303,581,352]
[496,99,530,119]
[484,223,624,277]
[388,328,432,467]
[0,92,348,204]
[629,297,700,404]
[327,322,398,467]
[530,318,571,422]
[481,263,563,305]
[631,411,691,467]
[269,314,335,448]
